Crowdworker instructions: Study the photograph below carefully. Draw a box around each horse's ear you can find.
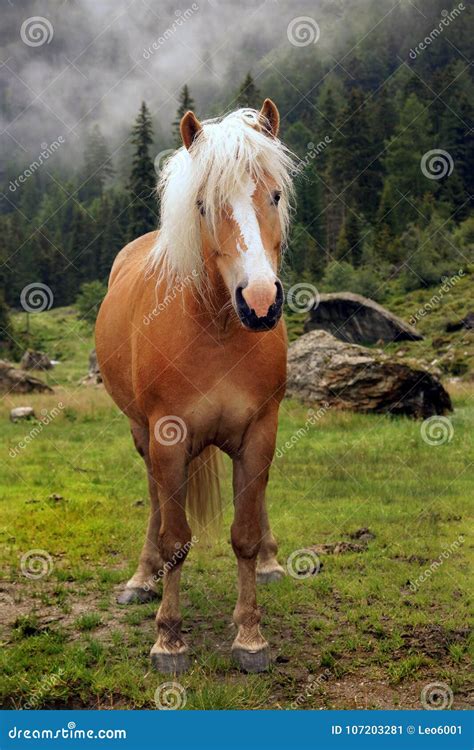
[180,111,202,150]
[259,98,280,138]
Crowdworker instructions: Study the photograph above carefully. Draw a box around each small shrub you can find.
[75,281,107,325]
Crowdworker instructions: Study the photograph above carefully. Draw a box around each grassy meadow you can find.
[0,304,472,710]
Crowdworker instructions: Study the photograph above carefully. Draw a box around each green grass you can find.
[380,271,474,377]
[0,302,473,710]
[10,307,93,386]
[75,614,103,631]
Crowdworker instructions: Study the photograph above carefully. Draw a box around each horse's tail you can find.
[186,446,225,537]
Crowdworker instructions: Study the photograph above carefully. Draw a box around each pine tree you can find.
[0,291,12,354]
[381,93,433,235]
[336,212,362,266]
[3,213,29,306]
[172,85,196,147]
[80,125,115,201]
[19,172,43,224]
[236,73,261,109]
[319,88,345,257]
[0,230,12,353]
[284,121,326,276]
[330,88,382,220]
[347,212,362,267]
[35,228,72,306]
[285,226,323,291]
[98,193,126,280]
[437,88,473,217]
[128,102,158,239]
[68,205,96,293]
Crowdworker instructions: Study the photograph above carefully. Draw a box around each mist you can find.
[0,0,332,170]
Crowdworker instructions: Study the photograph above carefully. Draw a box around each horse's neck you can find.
[184,280,235,332]
[184,246,235,328]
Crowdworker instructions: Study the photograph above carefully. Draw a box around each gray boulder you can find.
[10,407,36,422]
[304,292,423,345]
[80,349,102,385]
[0,360,53,394]
[287,330,451,419]
[20,349,53,371]
[446,312,474,332]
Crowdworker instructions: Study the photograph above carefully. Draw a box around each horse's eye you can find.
[197,200,206,216]
[272,191,281,206]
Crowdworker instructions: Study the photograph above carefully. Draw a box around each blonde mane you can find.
[148,108,298,288]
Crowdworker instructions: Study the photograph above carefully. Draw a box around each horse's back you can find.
[95,231,159,420]
[108,231,158,288]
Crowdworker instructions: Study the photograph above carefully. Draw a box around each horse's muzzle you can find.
[235,280,284,332]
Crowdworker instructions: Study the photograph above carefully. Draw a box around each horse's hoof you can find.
[150,649,190,675]
[232,646,270,673]
[117,586,158,605]
[257,567,285,585]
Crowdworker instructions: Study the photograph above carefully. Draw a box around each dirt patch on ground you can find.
[308,527,377,556]
[2,576,472,710]
[395,624,470,659]
[314,671,472,710]
[0,577,130,644]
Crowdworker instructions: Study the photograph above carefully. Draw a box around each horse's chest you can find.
[182,349,285,445]
[138,328,286,447]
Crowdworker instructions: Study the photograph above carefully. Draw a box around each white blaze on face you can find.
[229,175,275,283]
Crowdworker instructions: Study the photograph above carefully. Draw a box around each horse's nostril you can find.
[274,280,283,307]
[235,285,248,311]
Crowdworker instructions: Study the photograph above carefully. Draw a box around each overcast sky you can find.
[1,0,328,169]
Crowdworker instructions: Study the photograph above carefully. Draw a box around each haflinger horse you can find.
[95,99,297,674]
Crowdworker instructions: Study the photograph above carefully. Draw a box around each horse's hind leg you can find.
[256,499,286,584]
[117,423,165,605]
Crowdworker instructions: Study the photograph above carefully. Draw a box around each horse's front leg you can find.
[256,499,286,584]
[231,412,278,673]
[148,439,192,674]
